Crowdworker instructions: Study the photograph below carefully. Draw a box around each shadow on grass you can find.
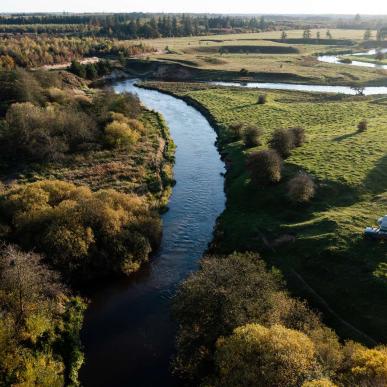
[363,153,387,193]
[333,130,361,142]
[231,102,260,110]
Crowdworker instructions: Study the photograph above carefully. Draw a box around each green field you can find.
[127,29,387,85]
[143,81,387,344]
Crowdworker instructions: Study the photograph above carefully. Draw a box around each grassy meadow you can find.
[143,81,387,344]
[128,29,387,85]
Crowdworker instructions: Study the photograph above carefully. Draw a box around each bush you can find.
[228,123,244,141]
[357,119,368,132]
[214,324,320,387]
[239,68,248,76]
[243,126,263,148]
[290,127,306,147]
[257,94,267,104]
[288,173,316,203]
[105,120,140,148]
[0,180,161,276]
[268,128,296,158]
[3,102,97,161]
[247,149,282,184]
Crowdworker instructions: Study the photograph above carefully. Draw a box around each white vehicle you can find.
[364,215,387,240]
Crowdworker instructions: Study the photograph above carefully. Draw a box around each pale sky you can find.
[1,0,387,15]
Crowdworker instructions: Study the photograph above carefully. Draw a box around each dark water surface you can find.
[79,80,225,387]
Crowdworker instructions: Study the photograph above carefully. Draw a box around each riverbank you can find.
[140,81,387,346]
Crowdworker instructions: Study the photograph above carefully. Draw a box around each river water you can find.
[211,81,387,95]
[80,80,225,387]
[318,48,387,70]
[211,48,387,95]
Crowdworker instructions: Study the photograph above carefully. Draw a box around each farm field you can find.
[126,29,387,85]
[142,80,387,343]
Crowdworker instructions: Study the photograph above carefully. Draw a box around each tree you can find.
[214,324,320,387]
[247,149,282,184]
[172,253,321,381]
[351,86,365,96]
[326,30,333,39]
[303,28,312,39]
[268,128,296,158]
[364,28,372,41]
[281,30,288,41]
[0,245,64,324]
[69,60,86,78]
[287,173,316,204]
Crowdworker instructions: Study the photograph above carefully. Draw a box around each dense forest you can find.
[0,13,387,38]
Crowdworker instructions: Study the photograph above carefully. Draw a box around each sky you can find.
[2,0,387,15]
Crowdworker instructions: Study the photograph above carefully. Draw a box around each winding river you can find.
[212,49,387,95]
[80,80,225,387]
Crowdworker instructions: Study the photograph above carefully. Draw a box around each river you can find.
[211,81,387,95]
[80,56,387,385]
[80,80,226,387]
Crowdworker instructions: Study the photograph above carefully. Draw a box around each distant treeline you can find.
[0,36,154,69]
[0,14,273,38]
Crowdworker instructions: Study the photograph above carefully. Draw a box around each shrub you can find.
[69,60,86,78]
[239,68,248,76]
[93,90,142,120]
[357,119,368,132]
[247,149,282,184]
[0,180,161,276]
[302,380,338,387]
[243,126,263,148]
[257,94,267,104]
[214,324,320,387]
[3,102,97,161]
[288,173,316,203]
[105,120,140,148]
[269,128,296,158]
[342,341,387,386]
[228,123,244,141]
[290,127,306,147]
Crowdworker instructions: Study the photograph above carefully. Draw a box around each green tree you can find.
[303,28,312,39]
[364,28,372,41]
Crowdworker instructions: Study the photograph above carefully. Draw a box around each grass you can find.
[126,29,387,85]
[143,81,387,344]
